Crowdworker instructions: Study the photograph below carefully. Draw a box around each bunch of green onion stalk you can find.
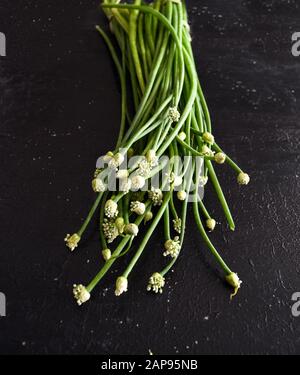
[66,0,250,306]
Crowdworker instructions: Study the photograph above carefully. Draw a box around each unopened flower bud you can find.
[206,218,216,231]
[202,132,215,145]
[103,151,114,163]
[115,217,125,234]
[237,172,250,185]
[214,152,226,164]
[102,248,112,261]
[127,148,134,158]
[226,272,242,299]
[144,211,153,223]
[92,178,106,193]
[124,223,139,237]
[131,175,146,190]
[177,190,187,201]
[201,145,214,157]
[130,201,146,216]
[178,132,186,141]
[115,276,128,296]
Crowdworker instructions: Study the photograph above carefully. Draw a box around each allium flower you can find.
[173,218,182,234]
[130,201,146,216]
[102,219,119,243]
[104,199,118,218]
[73,284,90,306]
[137,159,152,177]
[92,178,106,193]
[147,273,165,294]
[108,152,124,170]
[226,273,242,299]
[144,211,153,223]
[206,218,216,231]
[177,190,187,201]
[148,187,163,206]
[115,276,128,296]
[146,149,158,167]
[214,152,226,164]
[178,132,186,141]
[102,248,112,261]
[199,176,208,187]
[202,131,215,145]
[168,106,181,122]
[115,217,125,234]
[237,172,250,185]
[124,223,139,237]
[163,237,181,258]
[131,175,146,190]
[64,233,81,252]
[201,145,215,157]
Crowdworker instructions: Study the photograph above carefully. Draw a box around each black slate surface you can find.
[0,0,299,355]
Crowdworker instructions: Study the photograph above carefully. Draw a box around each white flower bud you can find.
[115,217,125,234]
[102,248,112,261]
[73,284,90,306]
[177,190,187,201]
[202,132,215,145]
[131,175,146,190]
[64,233,81,252]
[115,276,128,296]
[199,176,208,187]
[206,218,216,231]
[92,178,106,192]
[124,223,139,237]
[144,211,153,223]
[178,132,186,141]
[105,199,118,218]
[226,273,242,299]
[237,172,250,185]
[201,145,214,157]
[214,152,226,164]
[173,175,183,187]
[130,201,146,216]
[103,151,114,163]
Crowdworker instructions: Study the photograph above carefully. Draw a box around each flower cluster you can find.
[73,284,90,306]
[163,237,181,258]
[168,106,181,122]
[105,199,118,218]
[148,188,163,206]
[130,201,146,216]
[102,219,119,243]
[173,218,182,234]
[64,233,81,252]
[147,273,165,294]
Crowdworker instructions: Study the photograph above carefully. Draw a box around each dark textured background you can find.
[0,0,299,355]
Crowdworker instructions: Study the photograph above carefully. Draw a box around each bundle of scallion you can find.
[66,0,250,306]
